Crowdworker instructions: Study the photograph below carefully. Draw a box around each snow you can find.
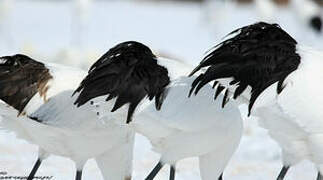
[0,0,322,179]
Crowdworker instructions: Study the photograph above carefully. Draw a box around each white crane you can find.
[189,22,323,180]
[0,54,134,180]
[74,41,244,180]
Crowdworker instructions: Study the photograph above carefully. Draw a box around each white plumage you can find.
[72,41,244,180]
[254,46,323,178]
[0,56,134,180]
[142,57,243,180]
[133,75,243,180]
[189,22,323,180]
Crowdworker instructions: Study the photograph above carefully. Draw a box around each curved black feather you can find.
[188,75,203,97]
[214,85,225,100]
[212,81,219,89]
[0,54,52,115]
[189,22,301,116]
[74,41,170,123]
[233,83,247,99]
[222,89,229,108]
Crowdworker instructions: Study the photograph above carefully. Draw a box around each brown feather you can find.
[0,54,52,115]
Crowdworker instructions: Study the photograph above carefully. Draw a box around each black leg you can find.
[218,173,223,180]
[170,165,176,180]
[276,166,290,180]
[145,161,164,180]
[317,172,322,180]
[27,158,42,180]
[75,170,82,180]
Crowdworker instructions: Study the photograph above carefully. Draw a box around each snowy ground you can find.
[0,0,322,180]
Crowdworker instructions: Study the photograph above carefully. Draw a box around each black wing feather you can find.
[222,89,229,108]
[189,22,300,116]
[214,85,225,100]
[74,41,170,123]
[233,83,248,99]
[212,81,219,89]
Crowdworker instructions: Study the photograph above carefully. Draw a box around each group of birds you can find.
[0,21,322,180]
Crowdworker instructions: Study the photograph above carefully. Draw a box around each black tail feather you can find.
[74,41,170,123]
[214,85,225,100]
[189,22,300,115]
[222,89,229,108]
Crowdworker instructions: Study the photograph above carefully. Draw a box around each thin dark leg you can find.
[145,161,164,180]
[170,166,176,180]
[27,158,42,180]
[317,172,322,180]
[218,173,223,180]
[276,166,290,180]
[75,170,82,180]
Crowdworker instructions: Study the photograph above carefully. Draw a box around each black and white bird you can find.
[74,41,243,180]
[189,22,323,180]
[0,54,135,180]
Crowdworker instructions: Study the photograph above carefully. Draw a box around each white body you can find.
[0,63,134,180]
[230,46,323,173]
[133,76,243,179]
